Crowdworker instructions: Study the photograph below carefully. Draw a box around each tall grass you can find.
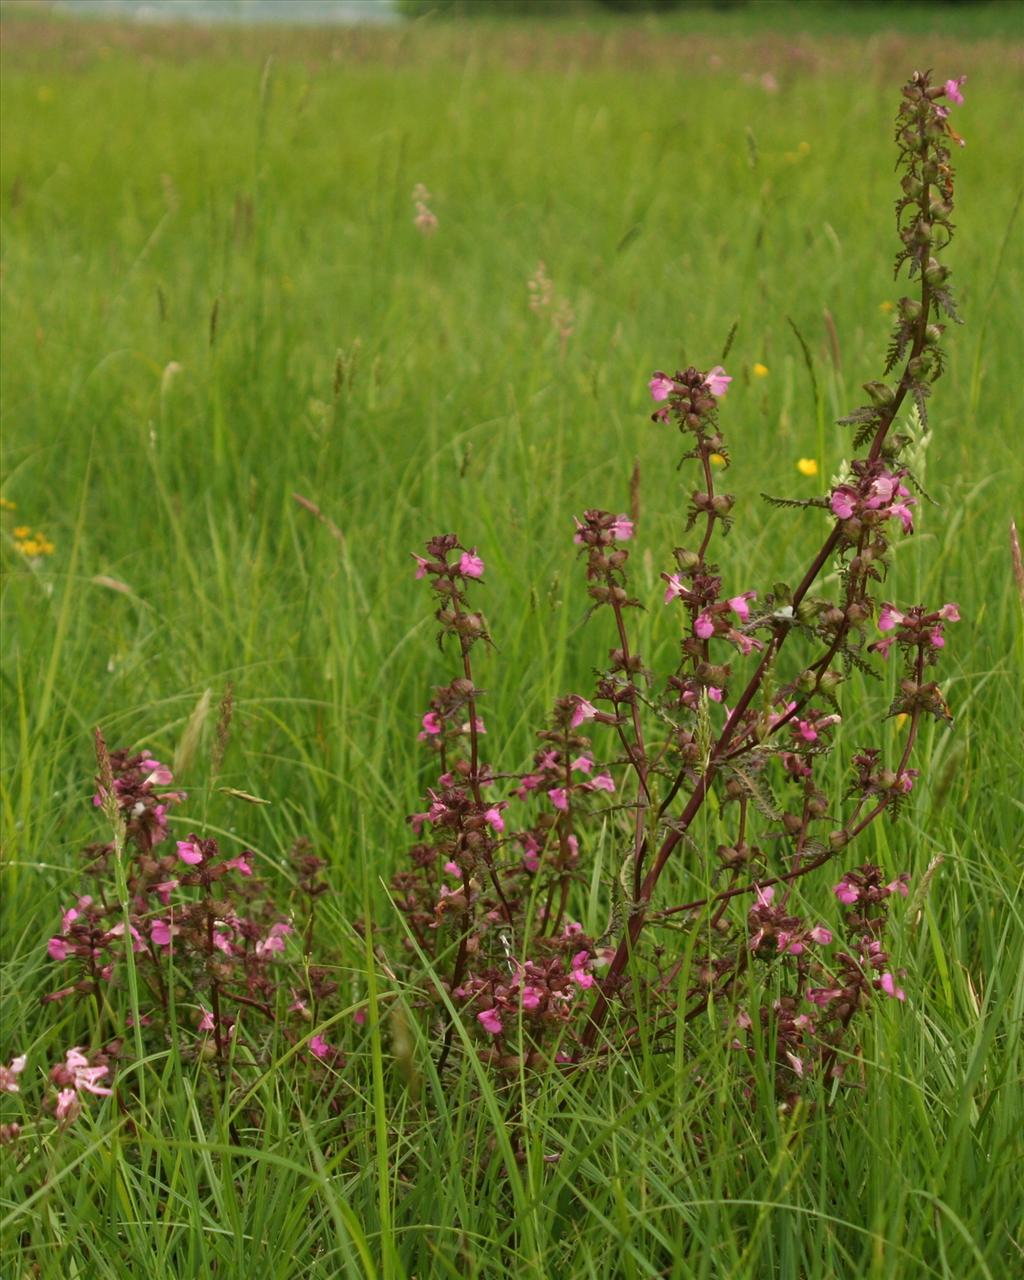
[1,11,1021,1278]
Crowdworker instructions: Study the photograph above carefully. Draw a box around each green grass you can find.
[2,9,1022,1279]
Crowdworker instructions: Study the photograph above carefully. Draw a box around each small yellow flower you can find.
[796,458,819,477]
[752,362,769,378]
[14,526,30,538]
[798,141,811,155]
[18,539,40,556]
[709,453,727,468]
[0,497,15,511]
[894,713,909,731]
[879,300,894,314]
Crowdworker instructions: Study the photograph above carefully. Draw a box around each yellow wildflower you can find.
[797,458,819,477]
[879,300,894,314]
[894,713,909,731]
[0,497,15,511]
[753,363,769,378]
[14,526,30,538]
[709,453,727,468]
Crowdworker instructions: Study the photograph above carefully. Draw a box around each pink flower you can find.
[521,986,543,1010]
[938,603,960,622]
[706,686,723,702]
[0,1055,26,1094]
[353,1008,367,1026]
[570,755,593,774]
[929,628,945,649]
[61,897,91,932]
[878,604,905,632]
[890,502,914,534]
[197,1008,215,1032]
[795,720,818,743]
[515,772,542,799]
[570,697,598,729]
[834,879,859,905]
[663,573,688,604]
[587,773,615,794]
[141,760,174,786]
[55,1088,80,1126]
[873,636,895,660]
[570,951,595,989]
[753,885,775,907]
[694,611,715,640]
[108,922,146,953]
[443,860,461,877]
[609,515,634,541]
[176,839,203,865]
[944,75,965,105]
[153,880,177,905]
[727,592,755,622]
[809,926,833,946]
[807,987,843,1007]
[61,1048,112,1097]
[255,921,293,958]
[830,487,857,520]
[224,853,253,877]
[484,806,505,833]
[548,787,569,812]
[461,717,487,735]
[420,711,442,736]
[47,937,69,962]
[885,877,910,897]
[705,365,732,397]
[458,550,485,578]
[648,373,675,402]
[151,919,174,947]
[477,1008,503,1036]
[412,554,431,579]
[879,972,906,1001]
[310,1034,331,1060]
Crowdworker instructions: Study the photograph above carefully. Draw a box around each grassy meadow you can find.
[1,5,1022,1277]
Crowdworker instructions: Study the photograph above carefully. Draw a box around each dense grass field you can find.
[2,6,1022,1277]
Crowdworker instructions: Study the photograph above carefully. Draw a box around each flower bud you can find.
[782,812,803,835]
[711,494,735,517]
[863,380,896,406]
[828,829,849,850]
[674,548,700,571]
[923,258,949,286]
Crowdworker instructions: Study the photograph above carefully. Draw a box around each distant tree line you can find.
[397,0,996,15]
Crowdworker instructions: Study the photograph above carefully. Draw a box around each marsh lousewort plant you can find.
[4,73,966,1144]
[393,71,965,1100]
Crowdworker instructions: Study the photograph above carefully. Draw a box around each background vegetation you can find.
[2,3,1021,1276]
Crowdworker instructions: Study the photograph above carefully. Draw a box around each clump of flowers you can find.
[393,71,964,1100]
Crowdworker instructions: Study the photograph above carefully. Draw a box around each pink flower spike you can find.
[879,972,906,1001]
[705,365,732,397]
[938,603,960,622]
[477,1008,503,1036]
[694,611,715,640]
[458,550,485,578]
[610,515,634,541]
[47,937,69,962]
[548,787,569,812]
[944,75,965,105]
[648,373,675,402]
[309,1034,331,1060]
[570,697,598,729]
[176,839,203,865]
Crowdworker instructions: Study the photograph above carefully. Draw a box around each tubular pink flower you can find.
[0,1056,26,1094]
[938,603,960,621]
[55,1088,80,1126]
[944,75,965,105]
[830,487,857,520]
[458,550,485,578]
[587,773,615,793]
[521,986,543,1010]
[47,937,69,962]
[176,839,203,865]
[484,807,505,833]
[609,515,634,541]
[809,926,833,945]
[198,1008,215,1032]
[570,697,598,729]
[706,686,724,702]
[548,787,569,812]
[151,919,173,947]
[727,592,755,622]
[662,573,688,604]
[477,1008,502,1036]
[412,554,431,579]
[879,972,906,1001]
[694,611,715,640]
[570,755,593,774]
[420,711,442,735]
[877,604,904,632]
[648,373,675,402]
[705,365,732,397]
[753,885,775,908]
[309,1034,331,1059]
[834,880,859,905]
